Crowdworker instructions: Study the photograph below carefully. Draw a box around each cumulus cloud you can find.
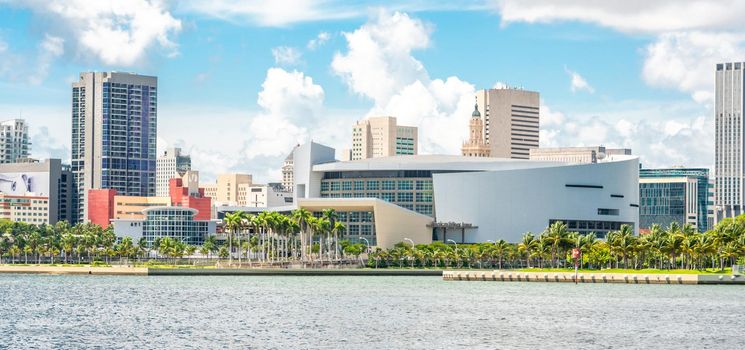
[332,10,474,154]
[271,46,303,66]
[540,103,713,168]
[307,31,331,49]
[493,1,745,103]
[642,32,745,103]
[157,68,329,182]
[564,67,594,93]
[15,0,182,66]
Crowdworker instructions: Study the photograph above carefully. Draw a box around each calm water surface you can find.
[0,274,743,349]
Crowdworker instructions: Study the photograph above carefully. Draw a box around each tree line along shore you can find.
[1,209,744,273]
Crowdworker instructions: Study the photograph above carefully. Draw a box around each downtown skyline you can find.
[0,1,741,183]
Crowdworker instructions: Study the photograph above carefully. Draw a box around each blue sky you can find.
[0,0,741,182]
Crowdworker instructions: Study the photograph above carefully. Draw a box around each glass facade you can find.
[639,168,709,231]
[143,208,208,245]
[312,210,376,245]
[72,73,158,222]
[320,170,435,217]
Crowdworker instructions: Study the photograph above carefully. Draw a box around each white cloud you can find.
[540,102,713,168]
[307,31,331,49]
[29,34,64,85]
[271,46,303,66]
[564,67,594,93]
[332,10,474,154]
[642,32,745,103]
[495,0,745,34]
[178,0,359,27]
[16,0,182,66]
[493,1,745,104]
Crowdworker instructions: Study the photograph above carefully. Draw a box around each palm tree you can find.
[292,208,313,263]
[223,211,244,265]
[518,232,537,268]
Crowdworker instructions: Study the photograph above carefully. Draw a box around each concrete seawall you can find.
[0,265,147,276]
[443,270,745,285]
[0,266,442,276]
[149,268,443,276]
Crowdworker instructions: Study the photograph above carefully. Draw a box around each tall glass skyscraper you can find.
[72,72,157,223]
[715,62,745,220]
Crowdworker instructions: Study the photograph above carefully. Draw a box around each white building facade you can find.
[293,142,639,245]
[156,147,191,197]
[0,119,30,164]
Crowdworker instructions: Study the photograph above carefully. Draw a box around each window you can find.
[397,180,413,191]
[354,181,365,191]
[597,208,619,216]
[415,204,433,216]
[396,192,413,202]
[416,180,433,191]
[367,180,379,190]
[381,180,395,191]
[381,193,395,202]
[342,181,352,191]
[330,182,340,191]
[416,192,433,202]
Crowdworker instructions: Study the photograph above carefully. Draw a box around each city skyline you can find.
[0,1,741,183]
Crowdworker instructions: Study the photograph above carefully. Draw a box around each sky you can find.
[0,0,742,183]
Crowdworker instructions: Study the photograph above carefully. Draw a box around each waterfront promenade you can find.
[443,270,745,285]
[2,265,744,284]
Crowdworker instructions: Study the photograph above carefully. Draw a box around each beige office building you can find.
[351,116,417,160]
[529,146,632,164]
[201,174,292,207]
[475,88,540,159]
[114,195,170,220]
[0,194,50,224]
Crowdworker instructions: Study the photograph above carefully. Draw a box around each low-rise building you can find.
[89,172,212,226]
[639,167,710,232]
[0,159,72,224]
[529,146,632,164]
[112,206,217,245]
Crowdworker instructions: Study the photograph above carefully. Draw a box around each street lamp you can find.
[446,239,458,251]
[359,236,371,254]
[359,236,371,268]
[404,238,415,268]
[403,238,415,248]
[447,239,459,268]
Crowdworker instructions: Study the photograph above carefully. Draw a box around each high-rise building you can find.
[639,168,710,232]
[200,173,252,206]
[156,147,191,197]
[72,72,158,222]
[529,146,632,164]
[461,104,490,157]
[351,116,417,160]
[281,144,299,191]
[475,87,540,159]
[0,119,30,163]
[715,62,745,219]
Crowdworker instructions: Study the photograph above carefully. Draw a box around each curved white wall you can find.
[432,157,639,243]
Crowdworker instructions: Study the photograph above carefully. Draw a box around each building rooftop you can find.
[312,154,640,172]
